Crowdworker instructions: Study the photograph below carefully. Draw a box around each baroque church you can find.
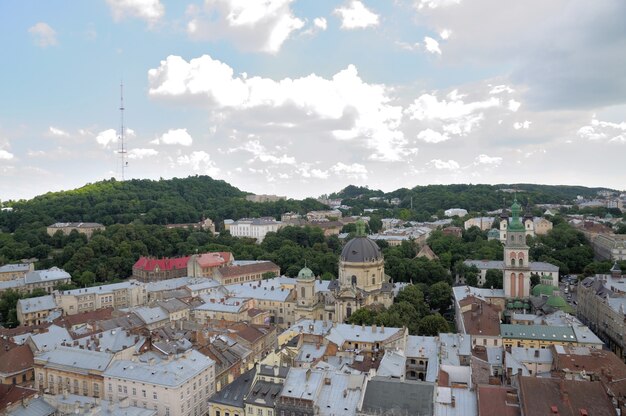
[502,199,531,298]
[294,221,395,323]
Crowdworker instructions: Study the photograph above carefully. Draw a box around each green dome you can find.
[546,295,568,309]
[488,228,500,237]
[508,198,525,232]
[513,300,524,309]
[532,284,558,297]
[297,267,315,280]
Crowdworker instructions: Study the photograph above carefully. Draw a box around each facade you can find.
[56,280,147,315]
[462,260,559,287]
[245,194,286,203]
[464,217,495,231]
[228,217,284,242]
[444,208,468,217]
[104,350,215,416]
[34,346,113,398]
[213,261,280,285]
[502,200,531,298]
[0,267,72,295]
[46,222,105,238]
[305,210,343,221]
[132,256,190,282]
[187,252,233,278]
[332,223,394,322]
[0,345,34,386]
[17,295,60,326]
[500,324,601,349]
[591,234,626,261]
[499,216,553,242]
[0,263,34,281]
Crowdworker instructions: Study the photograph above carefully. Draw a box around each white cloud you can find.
[313,17,327,31]
[297,164,329,179]
[128,148,158,159]
[508,99,521,112]
[28,22,58,47]
[417,128,450,143]
[330,162,368,179]
[427,159,460,170]
[475,154,502,165]
[407,91,500,138]
[513,120,531,130]
[439,29,451,39]
[334,1,379,30]
[489,85,515,94]
[106,0,164,26]
[395,40,421,51]
[577,116,626,143]
[95,129,118,148]
[228,140,296,165]
[187,0,304,54]
[148,55,408,161]
[415,0,461,9]
[49,126,69,137]
[0,150,14,160]
[152,128,193,146]
[176,151,220,175]
[423,36,442,54]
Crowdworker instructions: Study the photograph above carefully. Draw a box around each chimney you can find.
[372,324,376,333]
[534,349,540,358]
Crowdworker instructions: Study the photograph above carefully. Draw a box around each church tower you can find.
[503,198,531,298]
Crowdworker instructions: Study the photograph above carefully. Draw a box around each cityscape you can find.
[1,1,626,416]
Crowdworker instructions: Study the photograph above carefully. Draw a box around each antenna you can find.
[117,82,128,181]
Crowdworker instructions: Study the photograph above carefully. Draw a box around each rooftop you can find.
[326,323,404,347]
[500,324,577,342]
[360,377,434,416]
[132,256,190,272]
[477,385,520,416]
[209,367,256,407]
[23,267,70,284]
[36,345,113,373]
[17,295,57,314]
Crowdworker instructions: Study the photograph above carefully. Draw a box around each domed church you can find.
[294,221,394,323]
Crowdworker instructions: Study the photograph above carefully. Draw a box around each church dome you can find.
[297,266,315,280]
[340,236,382,263]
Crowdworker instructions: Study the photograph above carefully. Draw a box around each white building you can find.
[444,208,468,217]
[104,350,215,416]
[228,217,284,242]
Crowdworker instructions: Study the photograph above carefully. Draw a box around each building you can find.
[476,385,520,416]
[500,324,597,349]
[104,350,215,416]
[228,217,284,242]
[444,208,468,217]
[213,261,281,285]
[186,252,233,278]
[331,222,394,322]
[499,215,553,242]
[207,367,256,416]
[34,346,113,398]
[226,277,296,327]
[502,200,531,298]
[17,295,60,326]
[245,194,286,203]
[462,260,559,287]
[56,280,147,315]
[0,267,72,295]
[590,234,626,261]
[577,265,626,360]
[306,210,343,221]
[244,365,286,416]
[518,376,616,416]
[0,344,34,386]
[0,263,34,281]
[456,296,503,348]
[464,217,495,231]
[132,256,190,282]
[46,222,105,238]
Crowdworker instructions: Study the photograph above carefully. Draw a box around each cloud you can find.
[176,151,220,175]
[489,85,515,94]
[151,128,193,146]
[439,29,451,40]
[415,0,461,9]
[28,22,58,47]
[313,17,328,31]
[427,159,460,170]
[148,55,409,161]
[297,164,329,179]
[95,129,118,148]
[229,139,296,165]
[0,150,14,160]
[49,126,69,137]
[330,162,368,179]
[475,154,502,165]
[508,99,521,112]
[106,0,164,26]
[423,36,442,54]
[417,128,449,143]
[577,116,626,143]
[334,1,380,30]
[513,120,531,130]
[407,90,501,138]
[186,0,304,54]
[128,148,158,159]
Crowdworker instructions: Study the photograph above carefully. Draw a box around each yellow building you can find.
[500,324,601,350]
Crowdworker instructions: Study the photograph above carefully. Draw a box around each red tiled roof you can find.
[0,345,34,375]
[0,385,37,411]
[477,385,520,416]
[195,252,232,268]
[133,256,190,272]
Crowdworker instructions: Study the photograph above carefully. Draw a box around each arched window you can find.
[351,275,357,286]
[518,252,524,266]
[372,277,375,285]
[511,259,516,266]
[301,287,306,299]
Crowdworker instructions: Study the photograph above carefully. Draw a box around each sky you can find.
[1,0,625,201]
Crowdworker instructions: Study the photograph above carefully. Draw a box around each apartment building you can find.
[56,280,147,315]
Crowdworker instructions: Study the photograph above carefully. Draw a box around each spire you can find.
[508,197,524,231]
[355,219,366,237]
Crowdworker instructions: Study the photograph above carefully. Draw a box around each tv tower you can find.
[117,82,128,181]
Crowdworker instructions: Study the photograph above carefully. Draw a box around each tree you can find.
[395,285,428,318]
[346,307,378,325]
[368,217,383,233]
[418,314,450,336]
[483,269,503,289]
[530,273,541,288]
[428,281,452,312]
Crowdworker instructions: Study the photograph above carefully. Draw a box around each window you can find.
[123,386,127,394]
[153,391,157,400]
[118,385,123,393]
[108,383,112,392]
[133,388,137,396]
[142,389,146,397]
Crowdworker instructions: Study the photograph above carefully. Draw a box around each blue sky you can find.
[1,0,625,201]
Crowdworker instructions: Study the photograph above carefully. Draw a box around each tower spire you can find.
[117,81,128,181]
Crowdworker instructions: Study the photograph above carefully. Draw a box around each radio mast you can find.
[117,82,128,181]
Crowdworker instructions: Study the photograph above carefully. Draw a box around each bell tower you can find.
[503,198,530,298]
